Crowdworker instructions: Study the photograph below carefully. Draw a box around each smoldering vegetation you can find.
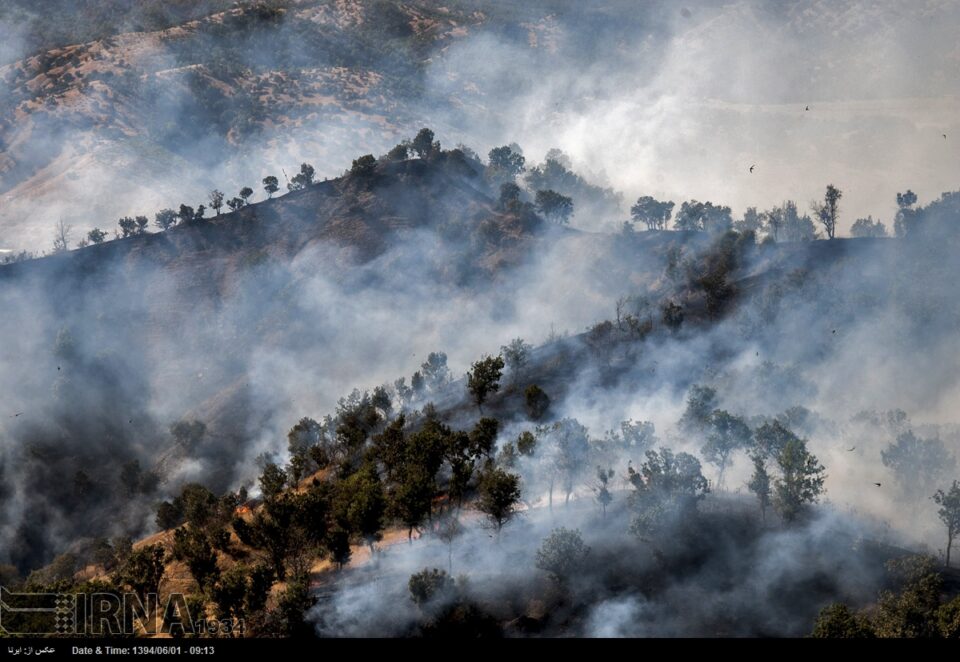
[1,129,960,637]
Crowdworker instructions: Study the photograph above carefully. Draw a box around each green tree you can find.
[678,384,717,434]
[117,544,166,604]
[408,568,454,608]
[467,355,504,413]
[477,467,522,533]
[288,163,316,191]
[811,603,875,638]
[524,385,550,421]
[812,184,842,239]
[747,453,771,521]
[882,431,955,492]
[412,128,439,159]
[517,430,537,456]
[535,189,574,224]
[351,154,377,176]
[701,410,752,489]
[631,196,675,231]
[628,448,709,539]
[209,190,224,217]
[336,464,386,555]
[154,208,177,230]
[87,228,108,244]
[262,176,279,198]
[535,528,589,585]
[850,215,887,238]
[487,145,525,184]
[594,466,614,516]
[773,438,826,522]
[500,338,531,380]
[498,182,522,210]
[172,527,220,591]
[259,462,287,502]
[933,481,960,568]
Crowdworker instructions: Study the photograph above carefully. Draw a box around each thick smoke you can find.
[0,0,958,638]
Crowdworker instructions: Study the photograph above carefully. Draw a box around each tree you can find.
[812,184,842,239]
[177,204,195,224]
[386,142,410,161]
[517,430,537,456]
[500,338,531,380]
[288,163,316,191]
[467,355,505,413]
[594,466,614,516]
[209,190,224,217]
[412,128,439,159]
[351,154,377,176]
[420,352,451,392]
[239,187,254,204]
[882,431,955,491]
[262,176,279,198]
[336,464,386,555]
[628,448,709,539]
[674,200,732,233]
[408,568,454,608]
[87,228,108,244]
[524,385,550,421]
[118,216,138,238]
[477,467,522,533]
[546,418,591,507]
[933,481,960,568]
[535,190,574,224]
[811,603,875,638]
[773,437,826,522]
[135,216,149,234]
[486,145,525,184]
[850,216,887,238]
[678,384,718,434]
[469,418,499,459]
[227,197,244,212]
[327,528,352,570]
[117,545,166,604]
[779,201,817,241]
[535,528,589,585]
[173,527,219,591]
[155,208,177,230]
[701,410,752,489]
[52,218,71,253]
[894,190,919,237]
[734,207,763,234]
[631,196,675,231]
[435,513,463,573]
[498,182,522,210]
[661,300,684,331]
[747,453,772,521]
[259,462,287,502]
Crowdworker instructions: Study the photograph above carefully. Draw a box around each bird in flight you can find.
[805,105,810,111]
[832,329,837,334]
[749,164,755,173]
[874,482,882,487]
[10,412,22,418]
[944,134,948,140]
[847,446,856,452]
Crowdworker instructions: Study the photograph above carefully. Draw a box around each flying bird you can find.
[10,412,22,418]
[847,446,856,452]
[874,482,882,487]
[832,329,837,334]
[944,134,948,140]
[749,164,755,173]
[805,105,810,111]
